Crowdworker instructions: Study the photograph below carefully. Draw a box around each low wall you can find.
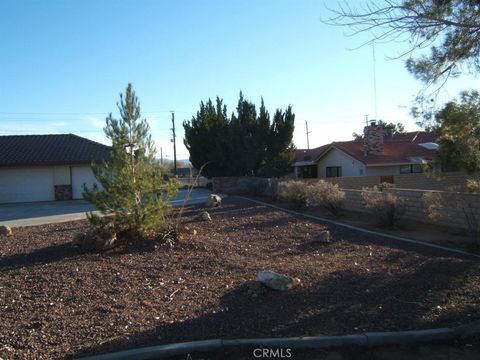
[212,176,480,230]
[342,188,480,229]
[324,171,476,191]
[213,177,278,198]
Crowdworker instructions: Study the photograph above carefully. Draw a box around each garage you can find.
[0,134,110,204]
[0,167,55,203]
[72,166,99,200]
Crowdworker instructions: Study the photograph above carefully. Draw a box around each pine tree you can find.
[83,83,178,239]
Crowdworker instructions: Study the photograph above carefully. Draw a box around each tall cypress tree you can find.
[183,97,229,177]
[184,92,296,177]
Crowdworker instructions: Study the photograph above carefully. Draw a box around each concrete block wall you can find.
[212,177,278,197]
[343,188,480,230]
[213,176,480,231]
[324,171,476,191]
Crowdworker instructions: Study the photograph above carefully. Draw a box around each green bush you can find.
[308,180,345,216]
[361,185,405,228]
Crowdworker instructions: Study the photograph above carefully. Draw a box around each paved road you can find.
[0,188,218,227]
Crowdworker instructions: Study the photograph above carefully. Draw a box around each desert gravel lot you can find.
[0,197,479,359]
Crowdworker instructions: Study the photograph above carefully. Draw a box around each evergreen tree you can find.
[260,107,296,177]
[230,92,260,175]
[182,97,230,177]
[435,90,480,173]
[84,83,178,239]
[184,92,296,177]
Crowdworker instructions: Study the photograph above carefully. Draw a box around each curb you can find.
[76,324,478,360]
[239,196,480,260]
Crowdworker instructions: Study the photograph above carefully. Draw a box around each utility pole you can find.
[305,121,311,150]
[171,111,177,176]
[160,147,163,166]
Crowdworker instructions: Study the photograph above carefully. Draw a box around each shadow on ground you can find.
[72,257,479,359]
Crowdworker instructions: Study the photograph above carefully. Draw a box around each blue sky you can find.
[1,0,478,160]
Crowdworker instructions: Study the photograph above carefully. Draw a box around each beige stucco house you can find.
[0,134,110,203]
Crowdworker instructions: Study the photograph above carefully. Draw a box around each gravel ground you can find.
[0,197,479,359]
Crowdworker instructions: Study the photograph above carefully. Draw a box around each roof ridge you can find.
[67,133,111,149]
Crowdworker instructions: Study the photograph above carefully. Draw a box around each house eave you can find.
[365,160,432,167]
[293,161,315,167]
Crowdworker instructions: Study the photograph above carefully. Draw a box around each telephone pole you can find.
[305,121,311,150]
[160,147,163,166]
[171,111,177,176]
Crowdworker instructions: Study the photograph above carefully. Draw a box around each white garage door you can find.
[0,167,55,203]
[71,166,99,199]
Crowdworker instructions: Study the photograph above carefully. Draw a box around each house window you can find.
[400,164,424,174]
[326,166,342,178]
[298,165,317,178]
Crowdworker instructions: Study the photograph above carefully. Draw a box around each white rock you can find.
[206,194,222,208]
[257,270,300,291]
[197,211,212,221]
[0,225,12,237]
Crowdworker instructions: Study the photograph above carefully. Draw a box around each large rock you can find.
[257,270,300,291]
[206,194,222,208]
[72,226,117,252]
[0,225,12,237]
[197,211,212,221]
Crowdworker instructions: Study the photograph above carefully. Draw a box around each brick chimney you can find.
[363,121,384,156]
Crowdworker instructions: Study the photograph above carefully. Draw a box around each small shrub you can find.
[361,185,405,228]
[278,180,309,208]
[423,186,480,247]
[308,180,345,216]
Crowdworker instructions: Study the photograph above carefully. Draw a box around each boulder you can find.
[72,232,86,247]
[73,227,117,252]
[197,211,212,221]
[257,270,300,291]
[0,225,12,237]
[206,194,222,208]
[313,230,330,243]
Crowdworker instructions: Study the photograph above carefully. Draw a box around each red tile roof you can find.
[295,131,437,166]
[0,134,111,167]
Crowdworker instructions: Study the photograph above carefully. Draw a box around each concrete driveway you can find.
[0,188,219,227]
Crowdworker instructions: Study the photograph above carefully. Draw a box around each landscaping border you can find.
[77,323,480,360]
[240,197,480,260]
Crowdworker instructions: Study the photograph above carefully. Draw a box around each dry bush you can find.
[361,185,405,228]
[423,185,480,247]
[308,180,345,216]
[278,180,309,208]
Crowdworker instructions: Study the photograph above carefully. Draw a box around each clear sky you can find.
[1,0,478,160]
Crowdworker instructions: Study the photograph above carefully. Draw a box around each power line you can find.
[0,109,195,115]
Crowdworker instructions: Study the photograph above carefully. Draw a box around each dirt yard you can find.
[0,197,479,359]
